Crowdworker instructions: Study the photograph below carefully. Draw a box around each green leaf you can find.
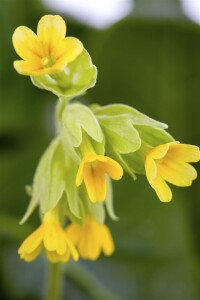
[31,49,97,99]
[62,103,103,147]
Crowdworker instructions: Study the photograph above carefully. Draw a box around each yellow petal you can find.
[20,244,43,262]
[86,236,100,260]
[37,15,66,55]
[149,143,170,160]
[13,60,42,76]
[102,157,123,180]
[55,227,68,255]
[84,164,107,202]
[100,225,115,256]
[51,54,69,72]
[53,37,83,63]
[88,154,105,162]
[65,238,79,261]
[153,176,172,202]
[78,228,100,260]
[145,156,157,181]
[46,250,70,263]
[18,225,44,254]
[158,160,197,187]
[12,26,43,61]
[43,224,57,252]
[167,144,200,163]
[43,224,67,255]
[65,224,82,245]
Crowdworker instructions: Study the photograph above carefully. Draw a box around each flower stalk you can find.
[46,263,62,300]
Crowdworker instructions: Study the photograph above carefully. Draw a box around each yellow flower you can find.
[65,217,115,260]
[145,141,200,202]
[12,15,83,76]
[76,154,123,202]
[18,210,79,263]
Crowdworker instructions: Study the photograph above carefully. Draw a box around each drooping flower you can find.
[65,217,115,260]
[12,15,83,76]
[76,153,123,202]
[18,210,79,263]
[145,141,200,202]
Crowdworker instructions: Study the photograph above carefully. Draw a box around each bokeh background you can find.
[1,0,200,299]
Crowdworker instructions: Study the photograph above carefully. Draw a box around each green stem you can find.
[55,97,70,133]
[46,263,62,300]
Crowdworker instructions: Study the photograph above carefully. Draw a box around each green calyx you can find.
[91,104,174,177]
[31,49,97,100]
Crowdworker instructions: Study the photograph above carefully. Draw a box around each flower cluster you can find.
[13,15,200,264]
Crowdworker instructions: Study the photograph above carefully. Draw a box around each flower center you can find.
[88,160,100,172]
[43,210,60,223]
[41,56,55,68]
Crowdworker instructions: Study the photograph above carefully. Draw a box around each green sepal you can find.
[39,138,66,214]
[93,104,168,129]
[60,128,81,164]
[104,142,137,180]
[64,155,81,219]
[91,104,172,178]
[135,124,174,147]
[105,177,118,221]
[19,186,35,224]
[62,103,103,147]
[31,49,97,99]
[62,192,86,226]
[20,137,64,224]
[20,189,37,224]
[79,185,106,225]
[77,131,105,158]
[122,126,174,175]
[78,177,117,224]
[89,202,105,225]
[98,115,141,154]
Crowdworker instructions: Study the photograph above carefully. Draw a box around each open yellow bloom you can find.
[76,154,123,202]
[145,141,200,202]
[12,15,83,76]
[66,217,114,260]
[18,210,79,263]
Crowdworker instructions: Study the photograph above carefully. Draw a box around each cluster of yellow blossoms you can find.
[13,15,200,264]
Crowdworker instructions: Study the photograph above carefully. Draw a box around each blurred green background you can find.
[1,0,200,299]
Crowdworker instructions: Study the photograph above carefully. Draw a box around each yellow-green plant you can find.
[12,14,200,300]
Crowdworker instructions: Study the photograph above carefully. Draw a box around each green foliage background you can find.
[0,0,200,299]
